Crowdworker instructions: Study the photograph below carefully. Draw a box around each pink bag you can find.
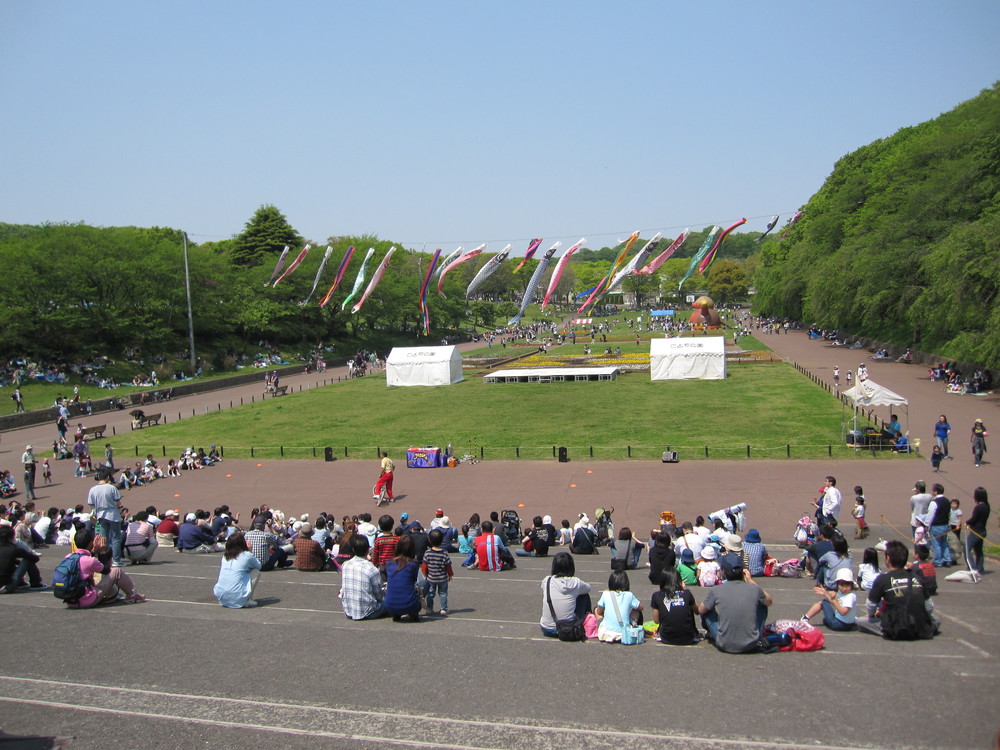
[770,619,825,652]
[583,613,599,639]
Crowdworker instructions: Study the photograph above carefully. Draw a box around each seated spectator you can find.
[594,570,643,642]
[384,534,421,622]
[176,513,224,554]
[63,528,146,606]
[0,525,48,593]
[651,569,701,645]
[677,548,699,587]
[718,535,744,579]
[697,546,722,587]
[516,516,551,557]
[293,523,326,571]
[475,520,514,571]
[570,522,598,555]
[741,529,768,577]
[647,530,677,586]
[339,535,386,620]
[816,535,853,591]
[123,511,158,564]
[245,514,292,570]
[802,568,857,631]
[213,532,261,608]
[609,527,645,570]
[857,540,937,638]
[539,552,592,638]
[156,509,180,548]
[697,564,773,653]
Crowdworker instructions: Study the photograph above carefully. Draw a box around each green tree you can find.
[230,205,303,268]
[705,260,748,304]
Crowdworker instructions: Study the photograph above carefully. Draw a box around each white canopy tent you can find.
[650,336,726,380]
[386,346,464,387]
[841,379,910,441]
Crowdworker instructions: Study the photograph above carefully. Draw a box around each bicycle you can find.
[373,481,390,507]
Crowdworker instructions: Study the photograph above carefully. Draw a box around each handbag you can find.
[546,578,585,641]
[609,592,644,645]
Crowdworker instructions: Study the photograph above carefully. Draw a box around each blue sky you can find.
[2,1,997,253]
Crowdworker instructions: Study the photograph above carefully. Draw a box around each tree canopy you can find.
[229,204,304,267]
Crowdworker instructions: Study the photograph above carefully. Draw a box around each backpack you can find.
[882,576,935,641]
[52,552,87,602]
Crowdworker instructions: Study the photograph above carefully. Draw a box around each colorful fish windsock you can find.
[433,247,463,280]
[419,248,442,335]
[606,233,663,293]
[271,244,311,287]
[636,229,691,275]
[299,246,333,306]
[513,238,544,273]
[265,246,290,286]
[698,218,747,275]
[438,244,487,298]
[578,231,640,313]
[508,244,558,326]
[780,210,803,239]
[755,215,779,243]
[318,246,356,308]
[341,247,376,310]
[541,239,584,309]
[351,247,395,314]
[575,285,598,300]
[678,226,721,290]
[465,244,512,299]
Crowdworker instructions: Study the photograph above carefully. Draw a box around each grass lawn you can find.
[113,361,904,462]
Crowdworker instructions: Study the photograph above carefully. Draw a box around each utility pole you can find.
[183,232,196,373]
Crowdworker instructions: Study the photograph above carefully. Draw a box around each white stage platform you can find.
[483,366,620,383]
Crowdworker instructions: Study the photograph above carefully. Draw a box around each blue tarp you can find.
[649,310,675,317]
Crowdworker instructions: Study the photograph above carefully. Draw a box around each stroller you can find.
[594,506,615,547]
[500,509,522,546]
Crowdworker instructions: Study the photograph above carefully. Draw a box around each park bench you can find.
[271,385,289,397]
[82,425,106,440]
[130,412,162,430]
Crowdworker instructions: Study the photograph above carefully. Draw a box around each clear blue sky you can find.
[2,1,997,253]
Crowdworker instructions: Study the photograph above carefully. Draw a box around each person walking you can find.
[933,415,952,459]
[970,419,987,467]
[21,445,37,502]
[12,387,26,413]
[373,452,395,503]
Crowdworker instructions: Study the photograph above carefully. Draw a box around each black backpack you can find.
[52,552,86,603]
[882,576,935,640]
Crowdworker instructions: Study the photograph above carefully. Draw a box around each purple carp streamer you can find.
[437,244,487,298]
[433,247,463,280]
[541,239,584,309]
[698,218,747,275]
[265,246,290,286]
[755,215,780,243]
[272,244,311,287]
[780,210,803,239]
[508,244,558,326]
[678,226,721,290]
[606,233,663,293]
[636,229,690,275]
[341,247,376,310]
[465,244,512,299]
[419,248,442,335]
[299,245,333,306]
[318,246,356,308]
[513,238,544,273]
[351,247,395,314]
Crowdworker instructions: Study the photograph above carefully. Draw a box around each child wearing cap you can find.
[696,546,721,587]
[802,568,857,631]
[677,548,699,587]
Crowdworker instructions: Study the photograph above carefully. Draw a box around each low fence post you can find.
[786,444,791,458]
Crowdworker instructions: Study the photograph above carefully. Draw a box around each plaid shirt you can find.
[245,530,281,564]
[340,556,384,619]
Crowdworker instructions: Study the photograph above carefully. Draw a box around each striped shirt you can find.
[422,547,452,583]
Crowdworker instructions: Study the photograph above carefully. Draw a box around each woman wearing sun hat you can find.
[970,419,988,467]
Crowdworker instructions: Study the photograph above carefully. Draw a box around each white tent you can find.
[386,346,464,387]
[841,379,908,407]
[650,337,726,380]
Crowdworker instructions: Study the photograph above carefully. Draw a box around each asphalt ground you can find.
[1,328,998,749]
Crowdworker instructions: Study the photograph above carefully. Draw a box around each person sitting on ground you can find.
[333,521,357,570]
[647,530,677,586]
[384,533,422,622]
[857,540,937,639]
[651,568,701,645]
[570,518,598,555]
[516,516,551,557]
[123,511,157,564]
[697,564,773,653]
[557,519,573,546]
[213,532,262,609]
[474,520,514,571]
[697,545,722,587]
[816,534,853,590]
[176,513,224,554]
[156,509,180,548]
[677,548,699,586]
[594,570,643,642]
[339,535,386,620]
[610,527,645,570]
[539,552,592,638]
[245,514,293,570]
[64,528,146,607]
[718,534,744,579]
[741,529,768,577]
[0,524,48,593]
[802,568,857,631]
[370,515,398,575]
[293,523,326,571]
[672,522,705,560]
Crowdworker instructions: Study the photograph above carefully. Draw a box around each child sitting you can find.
[696,546,721,587]
[802,568,857,630]
[856,547,880,591]
[911,544,938,598]
[677,548,699,586]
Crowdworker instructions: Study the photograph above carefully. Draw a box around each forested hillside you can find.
[752,82,1000,368]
